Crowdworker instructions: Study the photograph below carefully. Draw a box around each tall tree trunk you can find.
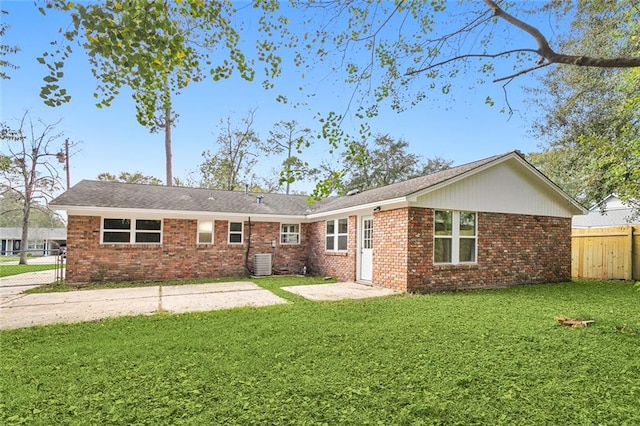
[164,99,173,187]
[285,143,292,195]
[19,200,30,265]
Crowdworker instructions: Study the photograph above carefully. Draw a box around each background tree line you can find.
[96,109,453,195]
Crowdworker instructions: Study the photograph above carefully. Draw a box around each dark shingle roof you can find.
[50,152,519,216]
[50,181,313,216]
[310,153,505,213]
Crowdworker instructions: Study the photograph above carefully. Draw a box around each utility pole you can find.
[56,138,70,190]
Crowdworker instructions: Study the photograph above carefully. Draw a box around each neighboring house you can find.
[572,195,638,228]
[0,227,67,256]
[49,151,586,292]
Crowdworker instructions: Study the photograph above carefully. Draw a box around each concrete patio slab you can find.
[160,282,287,313]
[160,281,259,296]
[0,282,288,330]
[161,289,287,313]
[4,286,159,307]
[1,297,159,330]
[282,281,397,301]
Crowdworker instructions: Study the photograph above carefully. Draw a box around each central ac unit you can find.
[254,253,272,276]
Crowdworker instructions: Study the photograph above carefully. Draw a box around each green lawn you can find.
[0,263,58,278]
[1,279,639,425]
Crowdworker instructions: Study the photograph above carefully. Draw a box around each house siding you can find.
[65,216,309,283]
[305,216,357,281]
[415,160,576,218]
[373,207,571,292]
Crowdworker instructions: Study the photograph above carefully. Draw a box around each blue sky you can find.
[1,1,553,194]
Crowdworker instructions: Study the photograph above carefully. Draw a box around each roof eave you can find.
[306,197,408,219]
[50,205,309,221]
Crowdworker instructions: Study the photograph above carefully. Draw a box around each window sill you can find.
[433,263,478,269]
[100,243,162,247]
[325,251,349,256]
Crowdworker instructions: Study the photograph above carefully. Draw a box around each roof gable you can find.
[413,154,585,217]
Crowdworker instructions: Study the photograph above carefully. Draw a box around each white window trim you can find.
[280,223,301,245]
[197,220,215,245]
[228,221,243,244]
[325,218,348,252]
[27,240,45,250]
[101,218,163,245]
[434,211,477,264]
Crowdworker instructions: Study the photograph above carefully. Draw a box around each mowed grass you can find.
[1,280,639,425]
[0,263,58,278]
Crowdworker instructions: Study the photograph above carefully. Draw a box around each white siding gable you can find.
[413,157,579,218]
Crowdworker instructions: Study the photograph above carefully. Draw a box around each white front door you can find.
[360,216,373,281]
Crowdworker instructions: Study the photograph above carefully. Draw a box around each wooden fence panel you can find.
[571,225,639,280]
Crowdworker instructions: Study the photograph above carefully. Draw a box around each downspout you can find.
[244,217,254,275]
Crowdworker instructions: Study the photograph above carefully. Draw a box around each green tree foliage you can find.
[305,1,639,198]
[306,0,640,119]
[39,0,295,186]
[341,134,452,193]
[35,1,640,199]
[0,10,19,80]
[1,112,66,264]
[529,1,639,212]
[199,111,263,191]
[97,171,162,185]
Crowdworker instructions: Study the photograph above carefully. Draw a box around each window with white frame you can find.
[198,220,214,244]
[27,241,45,251]
[228,221,243,244]
[434,211,476,264]
[280,223,300,244]
[325,218,348,251]
[102,218,162,244]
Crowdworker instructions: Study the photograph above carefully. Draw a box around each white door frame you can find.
[358,215,374,282]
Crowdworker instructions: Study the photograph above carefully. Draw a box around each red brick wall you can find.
[372,208,410,291]
[374,207,571,292]
[305,216,357,281]
[66,209,571,290]
[66,216,309,283]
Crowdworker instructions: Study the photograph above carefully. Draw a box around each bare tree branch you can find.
[493,61,552,82]
[483,0,640,68]
[407,49,539,76]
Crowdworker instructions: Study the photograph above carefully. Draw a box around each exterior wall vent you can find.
[254,253,272,276]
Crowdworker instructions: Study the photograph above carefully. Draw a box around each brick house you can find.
[49,151,586,292]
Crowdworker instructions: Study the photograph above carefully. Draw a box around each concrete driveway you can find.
[1,271,397,330]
